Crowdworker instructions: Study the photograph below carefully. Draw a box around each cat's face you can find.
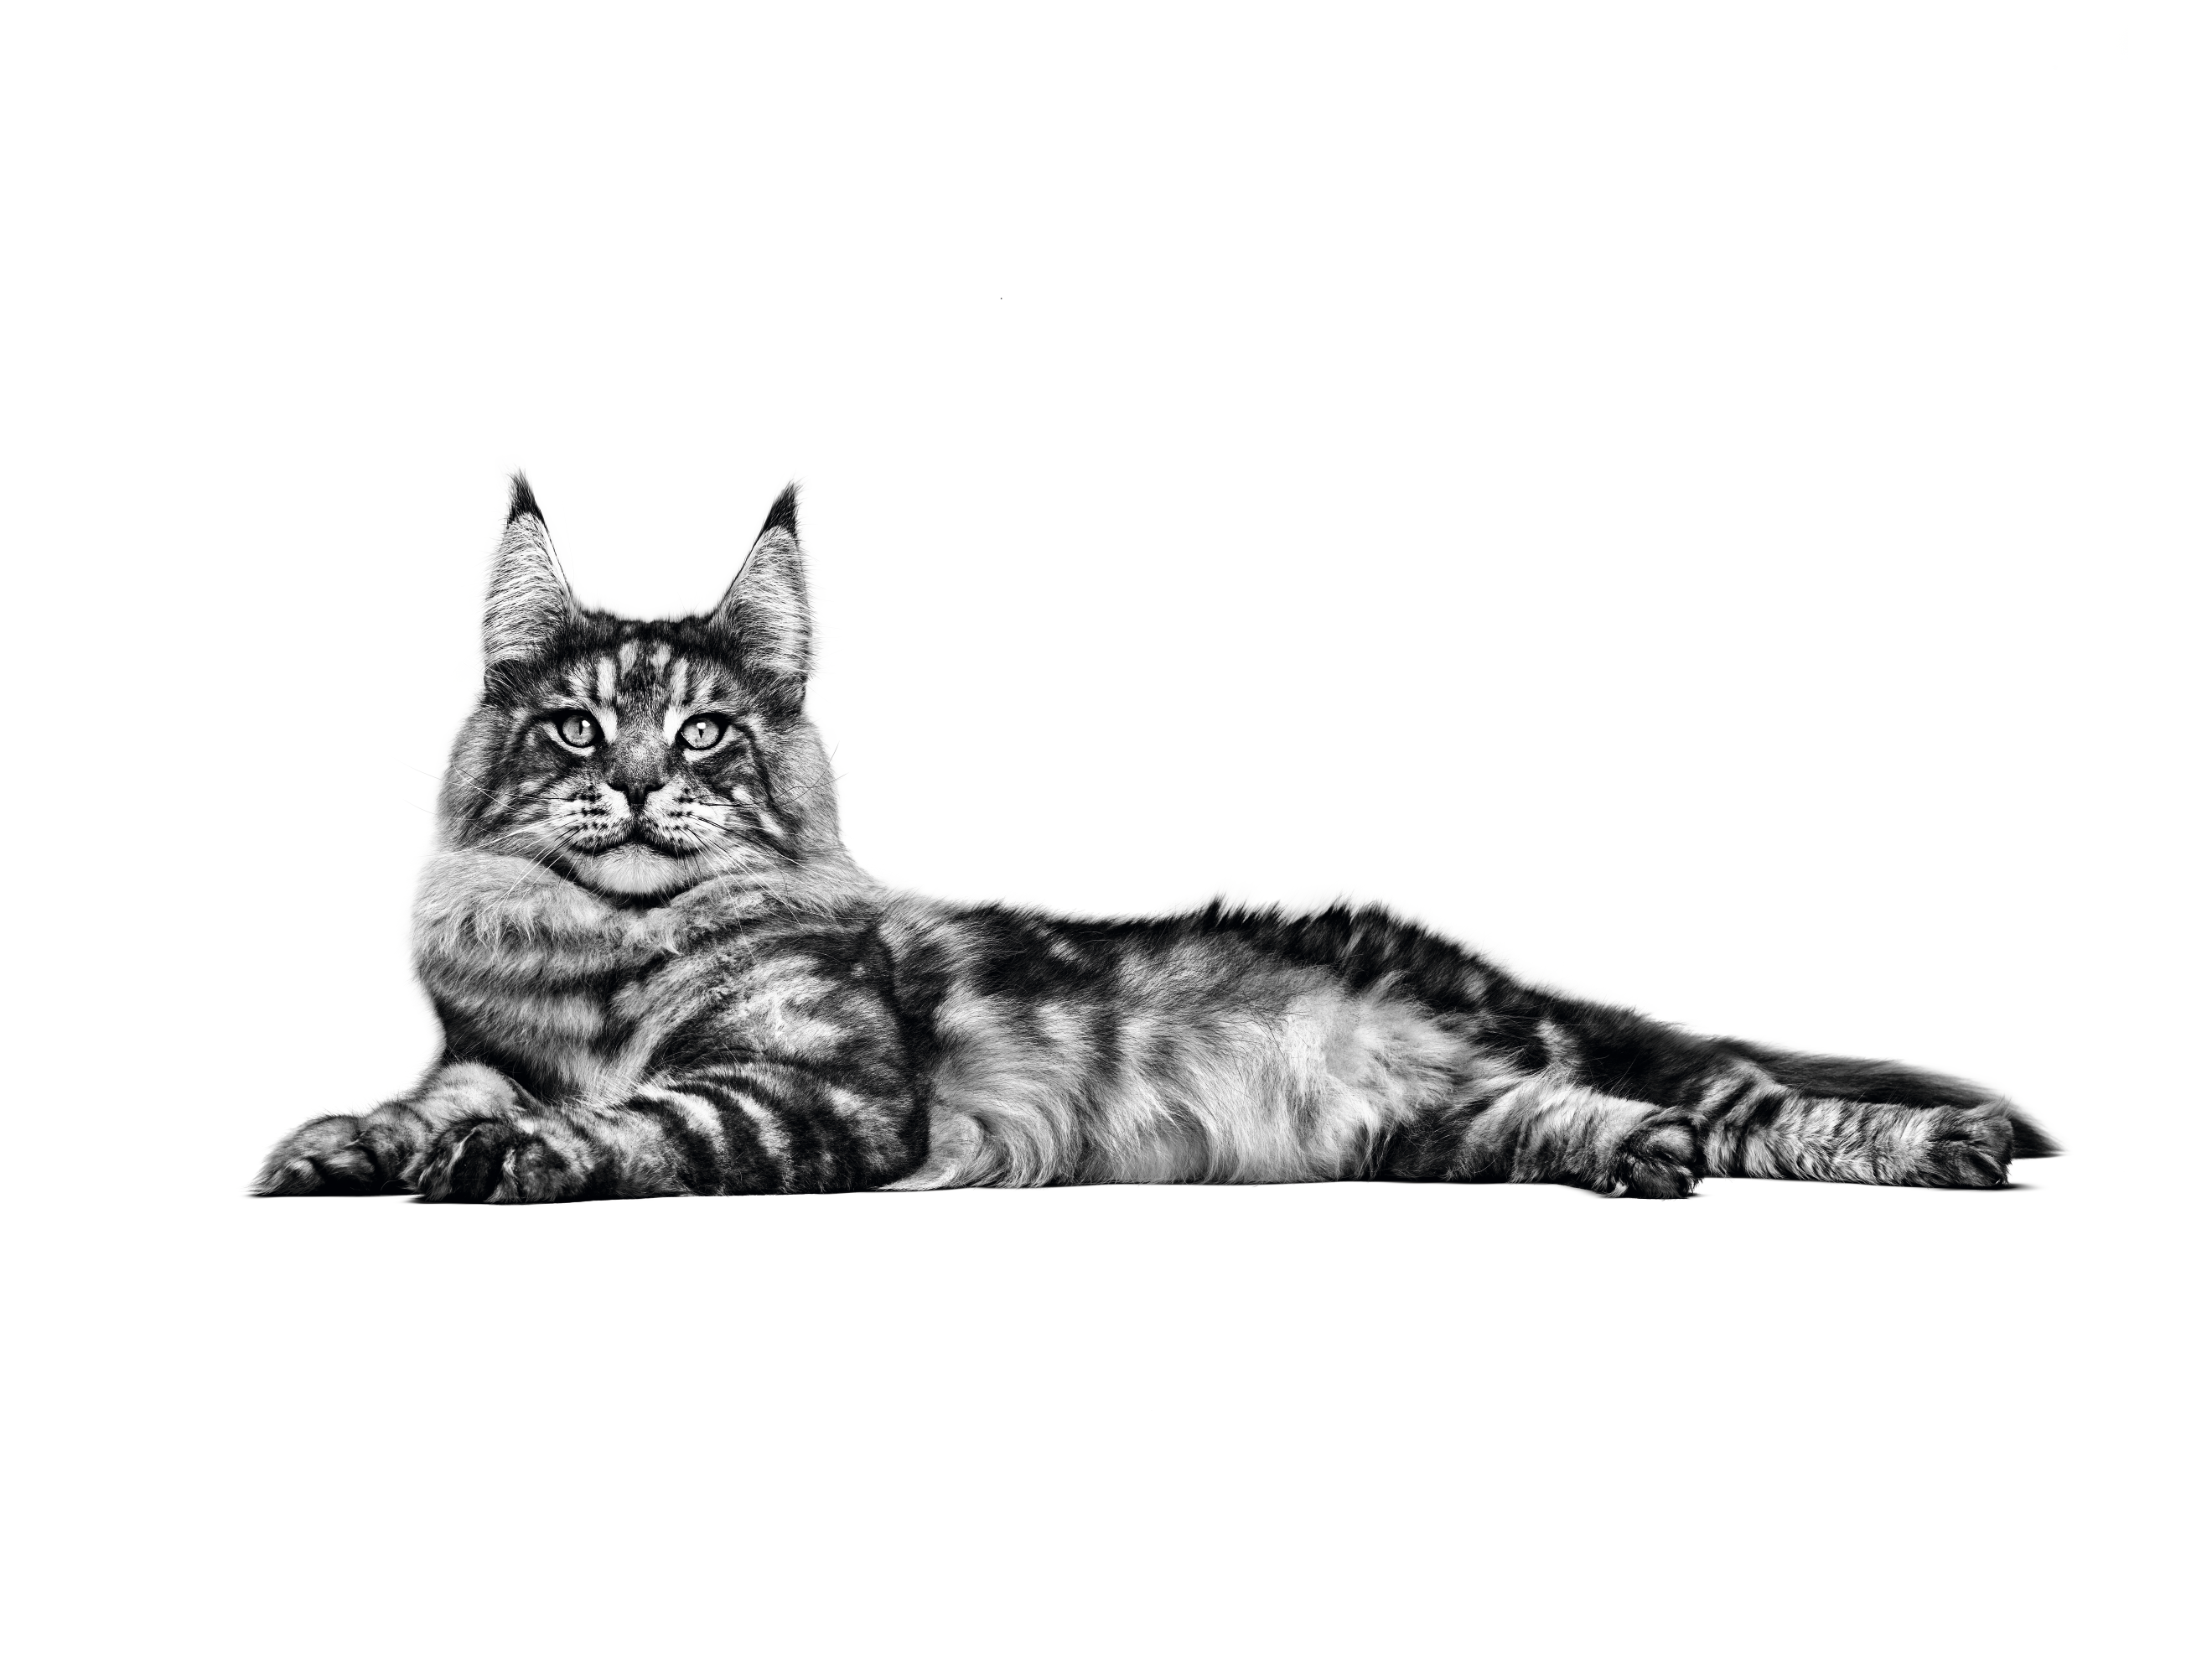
[438,480,842,900]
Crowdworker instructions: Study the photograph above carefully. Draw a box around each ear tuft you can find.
[711,486,811,698]
[506,470,545,527]
[484,476,576,670]
[757,482,800,540]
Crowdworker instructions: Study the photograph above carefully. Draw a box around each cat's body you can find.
[257,480,2056,1202]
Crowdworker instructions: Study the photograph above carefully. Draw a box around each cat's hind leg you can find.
[1700,1044,2057,1186]
[1448,995,2056,1195]
[1432,1074,1707,1198]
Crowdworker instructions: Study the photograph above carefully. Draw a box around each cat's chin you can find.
[567,844,703,900]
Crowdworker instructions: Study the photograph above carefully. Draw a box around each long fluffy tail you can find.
[2007,1108,2063,1158]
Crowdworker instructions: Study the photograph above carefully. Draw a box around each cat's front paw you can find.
[410,1118,588,1204]
[254,1115,393,1196]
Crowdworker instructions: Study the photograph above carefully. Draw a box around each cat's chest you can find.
[427,899,888,1102]
[433,959,678,1103]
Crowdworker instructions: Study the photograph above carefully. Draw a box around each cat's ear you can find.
[484,472,577,670]
[710,485,811,701]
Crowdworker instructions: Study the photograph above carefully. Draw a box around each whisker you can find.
[407,765,510,812]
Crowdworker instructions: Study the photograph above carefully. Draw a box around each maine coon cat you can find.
[256,479,2058,1202]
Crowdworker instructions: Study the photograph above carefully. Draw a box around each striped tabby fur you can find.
[256,478,2059,1203]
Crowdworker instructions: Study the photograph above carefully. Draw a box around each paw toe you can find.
[255,1116,385,1196]
[1610,1120,1702,1199]
[1928,1134,2009,1188]
[414,1119,578,1204]
[1906,1105,2014,1188]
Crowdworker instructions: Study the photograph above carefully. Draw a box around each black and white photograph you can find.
[3,5,2204,1656]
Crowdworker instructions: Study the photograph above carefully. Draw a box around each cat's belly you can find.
[888,971,1481,1190]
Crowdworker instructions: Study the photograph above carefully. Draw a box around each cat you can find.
[256,477,2059,1202]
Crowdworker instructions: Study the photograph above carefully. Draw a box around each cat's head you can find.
[439,475,846,900]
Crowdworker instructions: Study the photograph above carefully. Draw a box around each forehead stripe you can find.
[662,659,697,742]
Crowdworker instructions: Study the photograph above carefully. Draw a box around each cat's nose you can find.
[608,752,667,812]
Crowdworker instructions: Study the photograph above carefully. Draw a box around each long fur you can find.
[256,480,2057,1202]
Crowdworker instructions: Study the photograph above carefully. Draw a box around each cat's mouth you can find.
[568,841,702,897]
[562,819,702,858]
[552,812,724,895]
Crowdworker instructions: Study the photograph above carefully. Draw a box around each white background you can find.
[3,3,2205,1656]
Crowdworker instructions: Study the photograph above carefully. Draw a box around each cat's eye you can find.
[679,715,728,752]
[551,711,599,749]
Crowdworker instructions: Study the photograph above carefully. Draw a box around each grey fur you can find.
[256,485,2055,1203]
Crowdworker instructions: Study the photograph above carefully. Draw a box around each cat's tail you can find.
[1728,1041,2061,1158]
[2006,1108,2064,1159]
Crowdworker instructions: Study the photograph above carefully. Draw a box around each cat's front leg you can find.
[412,1053,926,1204]
[409,1086,775,1204]
[408,1107,619,1204]
[255,1113,386,1195]
[253,1062,538,1196]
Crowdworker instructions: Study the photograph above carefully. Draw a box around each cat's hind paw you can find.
[1899,1102,2015,1189]
[1604,1118,1702,1200]
[254,1115,391,1196]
